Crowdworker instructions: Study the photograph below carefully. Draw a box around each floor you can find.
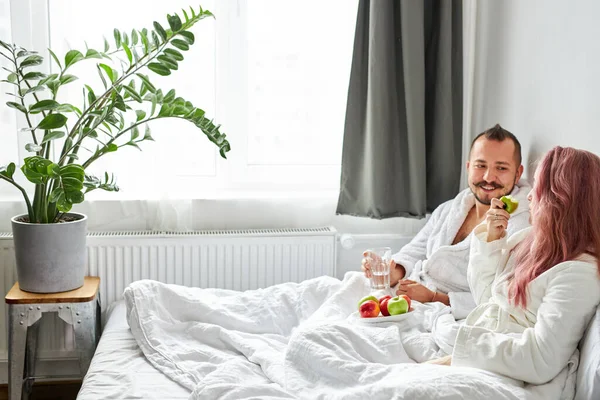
[0,382,82,400]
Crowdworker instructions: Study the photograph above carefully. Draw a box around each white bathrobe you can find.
[452,226,600,386]
[393,181,531,319]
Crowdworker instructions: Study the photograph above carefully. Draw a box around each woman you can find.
[428,146,600,385]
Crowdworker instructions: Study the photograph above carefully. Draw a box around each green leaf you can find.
[25,143,42,152]
[131,125,140,141]
[171,39,189,51]
[135,73,156,93]
[103,37,110,52]
[64,50,84,69]
[23,85,46,96]
[85,84,96,104]
[140,31,150,53]
[6,101,27,113]
[45,80,61,96]
[17,50,37,58]
[59,74,78,85]
[37,113,67,130]
[163,89,176,103]
[182,8,190,22]
[122,42,133,64]
[179,31,195,45]
[29,99,60,114]
[60,164,85,180]
[122,32,129,46]
[147,62,171,76]
[150,94,157,115]
[131,29,139,45]
[20,55,44,68]
[153,21,168,41]
[41,130,65,144]
[151,32,160,50]
[114,28,122,49]
[0,163,16,180]
[39,73,58,86]
[122,85,142,102]
[158,104,173,117]
[106,143,118,152]
[164,48,184,61]
[157,55,178,70]
[85,49,102,59]
[98,63,115,83]
[135,110,146,122]
[22,71,46,80]
[167,14,183,32]
[55,103,80,114]
[7,73,17,83]
[144,125,154,141]
[48,49,62,69]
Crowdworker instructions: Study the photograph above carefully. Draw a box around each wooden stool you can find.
[5,276,101,400]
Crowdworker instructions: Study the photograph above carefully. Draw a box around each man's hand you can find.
[486,198,510,242]
[361,254,406,286]
[396,279,434,303]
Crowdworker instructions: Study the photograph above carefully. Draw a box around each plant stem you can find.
[0,174,34,220]
[58,40,170,166]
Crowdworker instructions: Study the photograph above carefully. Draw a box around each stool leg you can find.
[71,301,96,375]
[8,305,28,400]
[22,320,40,399]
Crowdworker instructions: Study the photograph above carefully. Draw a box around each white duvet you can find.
[124,273,571,400]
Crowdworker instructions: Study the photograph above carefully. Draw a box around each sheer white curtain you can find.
[1,0,358,230]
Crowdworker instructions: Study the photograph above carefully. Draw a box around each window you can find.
[1,0,358,200]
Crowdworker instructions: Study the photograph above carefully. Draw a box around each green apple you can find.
[387,296,409,315]
[500,195,519,214]
[358,295,379,309]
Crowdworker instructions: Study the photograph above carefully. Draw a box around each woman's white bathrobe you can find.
[452,226,600,385]
[393,182,531,319]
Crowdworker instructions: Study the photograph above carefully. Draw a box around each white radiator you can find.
[0,227,337,382]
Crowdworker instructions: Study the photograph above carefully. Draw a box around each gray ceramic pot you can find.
[11,212,87,293]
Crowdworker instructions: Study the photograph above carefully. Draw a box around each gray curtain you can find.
[336,0,463,218]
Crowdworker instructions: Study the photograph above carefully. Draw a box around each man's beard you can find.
[470,179,516,205]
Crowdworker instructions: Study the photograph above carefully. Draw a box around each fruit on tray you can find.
[500,195,519,213]
[358,295,379,308]
[387,296,409,316]
[379,295,392,316]
[359,300,380,318]
[398,294,411,310]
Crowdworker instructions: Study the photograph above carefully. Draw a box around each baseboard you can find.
[0,354,83,385]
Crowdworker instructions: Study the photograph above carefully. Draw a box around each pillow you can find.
[575,306,600,400]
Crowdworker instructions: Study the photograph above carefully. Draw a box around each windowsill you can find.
[0,193,427,235]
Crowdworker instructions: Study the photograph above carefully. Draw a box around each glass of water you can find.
[365,247,392,290]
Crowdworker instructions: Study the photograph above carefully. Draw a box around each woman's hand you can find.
[396,280,434,303]
[486,198,510,242]
[422,355,452,366]
[361,254,405,286]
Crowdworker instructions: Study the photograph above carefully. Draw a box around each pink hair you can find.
[509,146,600,308]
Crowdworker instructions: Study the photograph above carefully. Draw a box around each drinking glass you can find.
[365,247,391,290]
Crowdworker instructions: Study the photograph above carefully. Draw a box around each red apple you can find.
[380,298,391,316]
[359,300,380,318]
[378,295,392,304]
[399,294,411,309]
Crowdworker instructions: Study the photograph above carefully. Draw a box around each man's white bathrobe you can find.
[452,226,600,386]
[393,182,531,319]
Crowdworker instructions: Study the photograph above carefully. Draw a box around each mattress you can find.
[76,301,191,400]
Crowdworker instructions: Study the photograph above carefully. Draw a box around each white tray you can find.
[348,310,414,324]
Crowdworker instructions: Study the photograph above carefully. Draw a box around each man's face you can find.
[467,138,523,205]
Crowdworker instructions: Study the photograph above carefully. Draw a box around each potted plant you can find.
[0,6,230,293]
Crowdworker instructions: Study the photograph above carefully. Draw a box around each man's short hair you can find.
[469,124,522,165]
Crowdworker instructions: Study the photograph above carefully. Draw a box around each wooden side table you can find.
[5,276,101,400]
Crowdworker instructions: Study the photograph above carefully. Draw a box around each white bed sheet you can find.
[76,300,191,400]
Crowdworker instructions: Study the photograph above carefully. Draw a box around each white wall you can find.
[471,0,600,179]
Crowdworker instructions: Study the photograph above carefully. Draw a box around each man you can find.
[362,124,531,319]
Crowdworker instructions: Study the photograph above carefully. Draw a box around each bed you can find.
[77,274,600,400]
